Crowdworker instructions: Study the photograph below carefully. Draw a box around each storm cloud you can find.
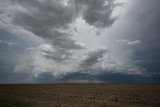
[0,0,160,83]
[2,0,118,63]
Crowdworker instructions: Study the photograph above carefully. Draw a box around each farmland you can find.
[0,84,160,107]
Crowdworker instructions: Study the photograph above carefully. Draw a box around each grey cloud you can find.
[127,40,141,47]
[60,71,159,84]
[45,51,72,62]
[114,0,160,76]
[80,47,108,69]
[12,0,75,28]
[49,31,84,50]
[37,44,72,62]
[0,30,38,83]
[11,0,81,47]
[6,0,118,63]
[117,39,141,47]
[10,0,118,44]
[10,0,84,62]
[40,31,84,62]
[75,0,117,28]
[0,60,35,83]
[2,0,156,83]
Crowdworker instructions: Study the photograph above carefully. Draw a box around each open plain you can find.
[0,84,160,107]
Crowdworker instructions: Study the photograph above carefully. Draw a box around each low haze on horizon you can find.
[0,0,160,83]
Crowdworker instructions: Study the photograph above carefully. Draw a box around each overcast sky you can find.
[0,0,160,83]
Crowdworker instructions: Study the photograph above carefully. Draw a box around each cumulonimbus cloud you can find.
[4,0,118,63]
[0,0,146,79]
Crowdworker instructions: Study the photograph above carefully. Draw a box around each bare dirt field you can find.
[0,84,160,107]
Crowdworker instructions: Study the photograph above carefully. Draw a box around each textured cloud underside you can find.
[0,0,148,79]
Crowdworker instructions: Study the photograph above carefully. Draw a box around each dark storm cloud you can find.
[10,0,117,43]
[12,0,75,28]
[1,0,160,83]
[121,0,160,75]
[8,0,118,63]
[80,48,108,68]
[35,72,57,83]
[11,0,83,53]
[60,0,160,83]
[0,30,37,83]
[75,0,117,28]
[60,72,160,83]
[10,0,118,32]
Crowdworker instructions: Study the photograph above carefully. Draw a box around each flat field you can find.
[0,84,160,107]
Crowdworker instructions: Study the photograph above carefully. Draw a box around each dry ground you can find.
[0,84,160,107]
